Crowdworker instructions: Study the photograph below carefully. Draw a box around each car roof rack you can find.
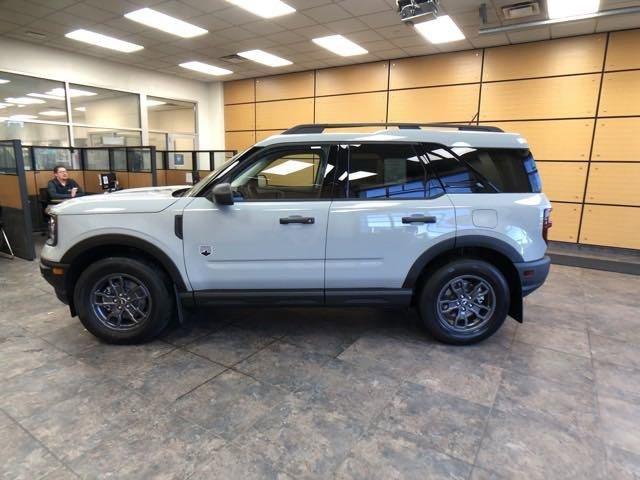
[281,123,504,135]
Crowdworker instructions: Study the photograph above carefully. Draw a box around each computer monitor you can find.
[99,172,117,192]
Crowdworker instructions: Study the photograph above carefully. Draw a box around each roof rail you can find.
[281,123,504,135]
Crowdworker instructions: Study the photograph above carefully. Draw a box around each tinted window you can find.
[229,145,335,200]
[451,147,541,193]
[424,146,490,194]
[337,144,442,199]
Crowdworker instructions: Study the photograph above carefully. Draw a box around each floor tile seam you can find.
[224,336,284,370]
[511,338,598,363]
[181,333,280,368]
[172,366,232,403]
[501,360,596,394]
[3,405,83,479]
[35,330,97,357]
[587,328,640,350]
[162,320,234,348]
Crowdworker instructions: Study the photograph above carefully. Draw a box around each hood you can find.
[50,185,190,215]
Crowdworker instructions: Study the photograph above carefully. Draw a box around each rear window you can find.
[451,147,541,193]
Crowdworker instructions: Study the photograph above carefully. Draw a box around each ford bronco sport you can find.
[40,123,551,345]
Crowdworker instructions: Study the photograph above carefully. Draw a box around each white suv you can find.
[40,123,552,345]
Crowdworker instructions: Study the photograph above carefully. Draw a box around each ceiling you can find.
[1,0,639,82]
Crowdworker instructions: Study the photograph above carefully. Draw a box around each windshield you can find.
[185,147,260,197]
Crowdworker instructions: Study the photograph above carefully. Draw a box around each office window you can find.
[70,84,140,129]
[0,121,69,147]
[148,132,167,150]
[0,71,68,122]
[73,127,141,148]
[147,97,195,134]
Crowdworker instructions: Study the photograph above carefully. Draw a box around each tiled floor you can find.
[1,254,640,479]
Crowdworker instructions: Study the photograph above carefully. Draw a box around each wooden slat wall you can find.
[223,29,640,251]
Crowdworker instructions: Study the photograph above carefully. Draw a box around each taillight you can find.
[542,208,552,243]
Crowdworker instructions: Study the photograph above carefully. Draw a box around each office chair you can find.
[0,207,15,259]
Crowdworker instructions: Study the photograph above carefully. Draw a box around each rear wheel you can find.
[418,259,510,345]
[74,257,174,344]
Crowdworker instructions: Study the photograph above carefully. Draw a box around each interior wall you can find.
[0,37,224,150]
[223,29,640,251]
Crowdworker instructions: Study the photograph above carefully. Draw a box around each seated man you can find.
[47,165,84,201]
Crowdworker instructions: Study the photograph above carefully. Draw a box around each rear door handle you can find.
[402,215,437,224]
[280,215,315,225]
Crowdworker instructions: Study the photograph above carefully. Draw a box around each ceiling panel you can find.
[0,0,638,82]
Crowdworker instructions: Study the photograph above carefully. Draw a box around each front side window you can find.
[335,143,442,200]
[229,145,336,201]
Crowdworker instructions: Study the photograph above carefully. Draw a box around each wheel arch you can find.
[61,234,189,315]
[404,237,524,322]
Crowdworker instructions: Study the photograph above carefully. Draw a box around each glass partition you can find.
[0,121,69,147]
[0,72,68,122]
[128,148,152,172]
[70,84,140,129]
[32,147,77,171]
[74,127,142,148]
[84,149,109,170]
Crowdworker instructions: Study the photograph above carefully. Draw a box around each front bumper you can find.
[40,258,70,305]
[515,255,551,296]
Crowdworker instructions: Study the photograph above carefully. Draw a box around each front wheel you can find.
[418,259,510,345]
[74,257,174,344]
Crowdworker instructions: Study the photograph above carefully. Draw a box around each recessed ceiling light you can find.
[179,61,233,76]
[124,8,207,38]
[74,107,86,112]
[547,0,600,19]
[27,92,65,100]
[9,114,38,121]
[0,103,8,109]
[39,110,67,117]
[225,0,295,18]
[312,35,368,57]
[47,87,96,98]
[414,15,465,44]
[237,50,292,67]
[65,29,144,53]
[146,99,166,107]
[338,171,377,181]
[263,160,313,176]
[0,79,9,84]
[5,97,46,104]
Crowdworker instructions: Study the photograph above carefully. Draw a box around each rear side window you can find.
[334,143,444,200]
[451,147,542,193]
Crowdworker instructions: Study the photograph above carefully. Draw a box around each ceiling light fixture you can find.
[47,87,96,98]
[9,114,38,121]
[0,79,9,84]
[263,160,313,176]
[312,35,368,56]
[146,99,167,107]
[225,0,295,18]
[65,29,144,53]
[547,0,600,19]
[179,61,233,76]
[237,50,292,67]
[414,15,465,44]
[124,8,208,38]
[5,97,46,104]
[74,107,86,112]
[27,92,65,100]
[39,110,67,117]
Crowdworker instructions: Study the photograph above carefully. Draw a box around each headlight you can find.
[46,214,58,246]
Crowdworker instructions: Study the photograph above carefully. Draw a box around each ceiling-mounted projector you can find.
[396,0,440,25]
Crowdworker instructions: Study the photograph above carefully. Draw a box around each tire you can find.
[73,257,174,344]
[418,258,510,345]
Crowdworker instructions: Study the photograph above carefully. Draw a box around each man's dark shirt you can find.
[47,178,84,200]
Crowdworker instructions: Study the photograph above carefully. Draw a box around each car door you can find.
[182,144,338,303]
[325,142,456,303]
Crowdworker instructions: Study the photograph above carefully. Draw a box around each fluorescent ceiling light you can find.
[226,0,295,18]
[146,99,166,107]
[312,35,368,56]
[324,164,334,177]
[74,107,86,112]
[263,160,313,176]
[0,103,9,109]
[124,8,207,38]
[414,15,465,44]
[9,114,38,120]
[547,0,600,19]
[179,61,233,76]
[238,50,292,67]
[5,97,45,104]
[0,79,9,84]
[65,29,143,53]
[47,87,96,97]
[338,171,377,181]
[28,92,65,100]
[39,110,67,117]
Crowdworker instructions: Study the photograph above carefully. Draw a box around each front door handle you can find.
[402,215,437,224]
[280,215,315,225]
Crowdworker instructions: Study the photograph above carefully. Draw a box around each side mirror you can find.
[211,183,234,205]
